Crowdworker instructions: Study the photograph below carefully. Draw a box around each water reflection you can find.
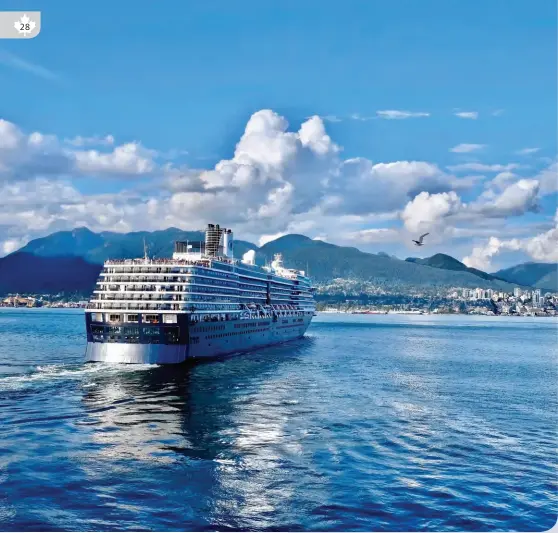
[78,338,317,528]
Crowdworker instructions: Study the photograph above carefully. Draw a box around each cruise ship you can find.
[84,224,316,363]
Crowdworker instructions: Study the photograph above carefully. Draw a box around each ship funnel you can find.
[205,223,222,257]
[222,229,234,258]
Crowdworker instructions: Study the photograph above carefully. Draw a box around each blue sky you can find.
[0,0,556,270]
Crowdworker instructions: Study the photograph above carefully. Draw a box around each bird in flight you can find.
[412,233,429,246]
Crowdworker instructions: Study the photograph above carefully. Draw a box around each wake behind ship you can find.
[84,224,316,363]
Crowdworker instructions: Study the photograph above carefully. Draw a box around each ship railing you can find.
[105,258,212,267]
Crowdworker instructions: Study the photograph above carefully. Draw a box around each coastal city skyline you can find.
[0,0,556,271]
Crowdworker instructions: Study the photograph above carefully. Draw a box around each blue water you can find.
[0,309,556,532]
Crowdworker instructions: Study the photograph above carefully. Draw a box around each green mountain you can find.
[0,252,101,296]
[405,253,499,281]
[258,235,515,289]
[492,262,558,291]
[0,228,524,296]
[19,227,257,265]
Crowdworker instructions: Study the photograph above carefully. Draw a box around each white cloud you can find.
[258,233,287,246]
[0,119,22,150]
[517,147,540,156]
[478,179,539,217]
[316,110,430,122]
[454,111,478,120]
[1,237,26,255]
[447,162,521,173]
[0,118,161,180]
[349,113,374,121]
[345,228,400,244]
[463,210,558,270]
[74,143,156,175]
[535,161,557,195]
[401,191,464,233]
[463,237,522,270]
[320,115,343,123]
[492,109,505,116]
[450,143,486,153]
[0,109,555,267]
[65,135,115,147]
[488,171,517,190]
[322,159,456,216]
[376,110,430,120]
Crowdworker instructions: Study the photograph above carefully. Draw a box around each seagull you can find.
[412,233,429,246]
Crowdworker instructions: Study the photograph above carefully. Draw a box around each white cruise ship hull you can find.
[84,314,313,364]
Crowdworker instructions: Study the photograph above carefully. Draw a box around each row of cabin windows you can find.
[100,275,269,290]
[196,324,226,332]
[234,321,271,328]
[105,266,238,280]
[99,282,242,293]
[189,267,236,280]
[99,280,267,293]
[91,325,175,336]
[185,304,242,311]
[97,288,246,300]
[97,295,242,304]
[207,328,267,340]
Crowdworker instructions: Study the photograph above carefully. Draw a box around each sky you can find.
[0,0,556,271]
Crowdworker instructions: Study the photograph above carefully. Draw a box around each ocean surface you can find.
[0,309,556,532]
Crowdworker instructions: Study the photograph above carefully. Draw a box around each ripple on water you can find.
[0,311,556,531]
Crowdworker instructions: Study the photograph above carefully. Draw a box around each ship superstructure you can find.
[84,224,316,363]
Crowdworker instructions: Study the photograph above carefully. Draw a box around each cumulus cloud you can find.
[463,210,558,270]
[454,111,478,119]
[321,159,456,216]
[0,118,159,180]
[450,143,486,153]
[463,237,522,270]
[488,171,518,190]
[0,109,554,266]
[401,191,464,233]
[74,143,156,175]
[400,178,540,237]
[477,179,540,217]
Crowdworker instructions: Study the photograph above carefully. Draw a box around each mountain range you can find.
[0,227,555,296]
[492,262,558,291]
